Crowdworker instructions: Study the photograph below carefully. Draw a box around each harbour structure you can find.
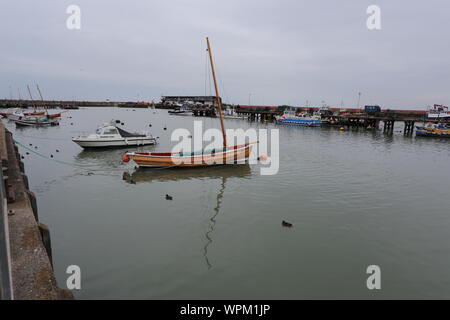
[235,105,449,134]
[0,121,72,299]
[155,96,220,117]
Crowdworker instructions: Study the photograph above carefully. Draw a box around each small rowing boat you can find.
[14,116,59,127]
[124,142,254,168]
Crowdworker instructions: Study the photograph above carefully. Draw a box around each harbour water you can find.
[3,107,450,299]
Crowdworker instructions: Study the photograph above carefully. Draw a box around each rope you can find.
[13,138,178,172]
[13,138,91,169]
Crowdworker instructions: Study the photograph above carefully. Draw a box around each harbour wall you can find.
[0,120,72,300]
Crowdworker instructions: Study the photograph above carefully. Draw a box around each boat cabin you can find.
[96,125,119,136]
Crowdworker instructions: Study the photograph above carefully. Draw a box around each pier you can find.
[235,105,449,133]
[0,121,72,300]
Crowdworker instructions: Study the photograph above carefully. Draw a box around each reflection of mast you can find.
[203,176,226,269]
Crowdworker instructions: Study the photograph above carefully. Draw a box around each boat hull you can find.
[276,118,321,126]
[7,114,22,121]
[14,119,59,127]
[416,129,450,138]
[127,144,252,168]
[73,137,156,148]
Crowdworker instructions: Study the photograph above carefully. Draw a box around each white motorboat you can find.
[6,108,26,121]
[72,122,157,148]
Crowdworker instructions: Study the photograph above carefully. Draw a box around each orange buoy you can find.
[122,154,130,163]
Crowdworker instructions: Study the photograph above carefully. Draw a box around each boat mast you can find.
[36,84,47,115]
[206,37,227,148]
[26,85,36,111]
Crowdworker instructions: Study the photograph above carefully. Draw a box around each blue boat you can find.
[275,110,322,126]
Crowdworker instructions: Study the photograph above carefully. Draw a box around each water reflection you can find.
[127,164,252,183]
[74,147,152,171]
[203,175,226,269]
[127,164,251,269]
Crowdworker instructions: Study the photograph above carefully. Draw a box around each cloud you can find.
[0,0,449,108]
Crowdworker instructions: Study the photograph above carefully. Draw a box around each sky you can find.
[0,0,449,109]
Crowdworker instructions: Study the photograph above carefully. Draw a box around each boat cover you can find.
[117,127,146,138]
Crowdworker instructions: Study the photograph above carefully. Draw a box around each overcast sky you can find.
[1,0,449,109]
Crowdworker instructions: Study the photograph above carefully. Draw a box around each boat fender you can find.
[122,154,130,163]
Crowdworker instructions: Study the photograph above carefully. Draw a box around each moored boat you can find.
[14,116,59,127]
[416,122,450,138]
[275,110,322,126]
[426,104,450,119]
[124,37,257,168]
[124,142,254,168]
[168,106,193,115]
[72,122,157,148]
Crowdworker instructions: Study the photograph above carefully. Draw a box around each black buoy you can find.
[26,152,29,155]
[149,124,152,127]
[165,194,173,200]
[56,149,59,152]
[282,220,293,228]
[50,154,54,158]
[163,126,167,131]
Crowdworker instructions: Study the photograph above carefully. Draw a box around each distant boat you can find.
[6,108,27,121]
[427,104,450,119]
[168,106,193,115]
[416,122,450,138]
[223,108,245,120]
[72,122,156,148]
[60,105,79,110]
[275,110,321,126]
[14,116,59,127]
[124,37,256,168]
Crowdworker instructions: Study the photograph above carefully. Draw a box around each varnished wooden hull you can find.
[127,143,253,168]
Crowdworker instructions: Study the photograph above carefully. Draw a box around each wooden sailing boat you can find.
[23,85,46,116]
[36,85,62,119]
[123,37,255,168]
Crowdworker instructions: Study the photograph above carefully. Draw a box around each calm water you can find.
[3,107,450,299]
